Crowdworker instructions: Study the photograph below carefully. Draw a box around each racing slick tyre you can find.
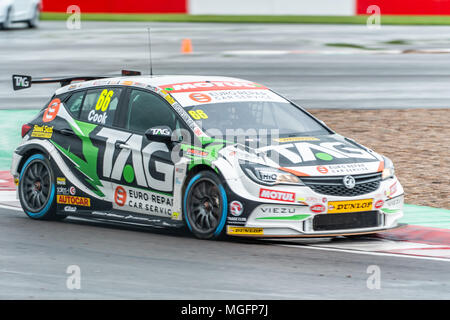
[183,171,228,240]
[27,5,40,29]
[18,154,66,221]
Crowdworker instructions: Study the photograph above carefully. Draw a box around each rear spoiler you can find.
[12,70,142,91]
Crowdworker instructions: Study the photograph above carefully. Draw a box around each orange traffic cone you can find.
[181,38,193,54]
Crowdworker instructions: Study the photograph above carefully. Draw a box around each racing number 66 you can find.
[95,89,114,112]
[188,109,208,120]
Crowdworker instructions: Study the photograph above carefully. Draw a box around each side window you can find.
[126,89,181,133]
[79,88,122,126]
[64,91,85,118]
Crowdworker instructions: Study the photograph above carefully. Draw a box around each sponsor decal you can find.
[186,148,208,157]
[161,81,266,93]
[259,188,295,203]
[69,186,76,196]
[385,182,398,198]
[88,89,115,124]
[274,137,320,143]
[57,195,90,207]
[171,211,180,220]
[227,216,247,223]
[57,186,69,195]
[43,98,60,123]
[12,75,31,90]
[56,177,66,185]
[261,207,296,214]
[193,127,204,137]
[327,163,370,175]
[114,186,127,207]
[31,125,53,139]
[64,206,77,212]
[258,141,377,166]
[189,93,212,103]
[374,200,384,209]
[317,166,328,174]
[227,226,264,236]
[97,128,174,192]
[229,201,244,216]
[310,204,326,213]
[113,185,174,217]
[149,128,171,136]
[327,199,373,214]
[385,195,403,208]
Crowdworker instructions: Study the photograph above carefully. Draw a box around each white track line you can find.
[0,204,22,211]
[278,243,450,263]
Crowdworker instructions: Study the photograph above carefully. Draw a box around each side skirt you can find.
[62,209,185,229]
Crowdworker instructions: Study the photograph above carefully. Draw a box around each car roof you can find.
[55,75,258,95]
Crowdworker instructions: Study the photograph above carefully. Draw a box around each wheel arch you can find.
[182,164,226,195]
[16,144,50,175]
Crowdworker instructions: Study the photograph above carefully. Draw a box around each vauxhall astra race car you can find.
[10,72,404,239]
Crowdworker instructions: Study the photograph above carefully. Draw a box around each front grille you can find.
[313,211,381,231]
[301,172,381,197]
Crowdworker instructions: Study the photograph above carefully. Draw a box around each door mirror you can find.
[144,126,173,143]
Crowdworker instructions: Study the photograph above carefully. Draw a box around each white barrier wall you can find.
[189,0,355,16]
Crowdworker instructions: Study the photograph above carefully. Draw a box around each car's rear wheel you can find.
[183,171,228,240]
[18,154,65,220]
[0,7,13,30]
[27,5,40,29]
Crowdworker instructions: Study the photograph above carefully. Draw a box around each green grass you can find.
[40,13,450,25]
[0,110,38,170]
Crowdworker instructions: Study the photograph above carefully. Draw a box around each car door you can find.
[109,87,188,218]
[56,86,125,208]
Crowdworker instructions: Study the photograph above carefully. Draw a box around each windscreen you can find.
[184,100,330,137]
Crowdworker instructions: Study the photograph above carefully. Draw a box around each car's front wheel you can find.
[18,154,65,220]
[183,171,228,240]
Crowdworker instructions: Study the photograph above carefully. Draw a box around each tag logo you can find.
[12,75,31,90]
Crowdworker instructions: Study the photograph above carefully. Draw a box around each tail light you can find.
[21,124,32,138]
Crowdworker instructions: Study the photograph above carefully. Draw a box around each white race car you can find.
[10,72,404,239]
[0,0,41,29]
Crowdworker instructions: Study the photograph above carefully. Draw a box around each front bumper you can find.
[223,169,404,238]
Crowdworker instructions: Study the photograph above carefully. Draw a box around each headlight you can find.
[239,160,303,186]
[381,156,395,180]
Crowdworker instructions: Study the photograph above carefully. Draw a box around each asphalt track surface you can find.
[1,206,449,299]
[1,21,450,299]
[2,21,450,109]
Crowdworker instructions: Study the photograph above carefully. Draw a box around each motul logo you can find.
[259,188,295,203]
[161,81,265,93]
